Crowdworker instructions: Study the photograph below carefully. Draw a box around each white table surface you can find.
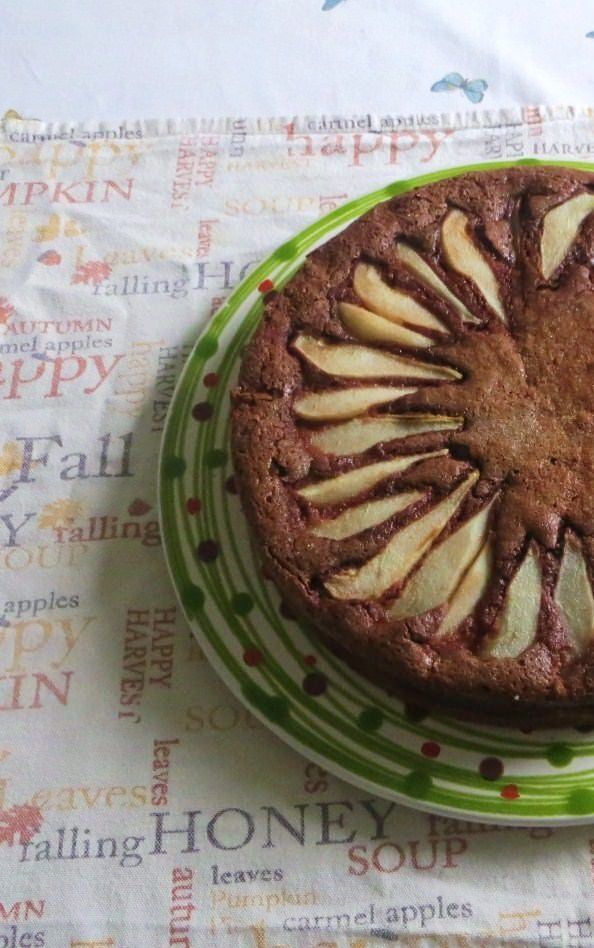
[2,0,593,122]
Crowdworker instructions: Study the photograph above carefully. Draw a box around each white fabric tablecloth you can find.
[2,0,594,121]
[2,3,594,946]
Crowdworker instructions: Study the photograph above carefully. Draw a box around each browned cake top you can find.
[232,168,594,721]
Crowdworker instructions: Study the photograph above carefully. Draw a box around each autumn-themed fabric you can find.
[1,108,594,946]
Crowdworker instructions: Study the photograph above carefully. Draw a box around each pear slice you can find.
[438,541,492,636]
[541,192,594,279]
[353,263,448,333]
[395,242,481,325]
[312,490,424,541]
[483,544,542,659]
[297,450,448,506]
[339,302,433,348]
[554,534,594,653]
[293,335,460,381]
[294,385,416,421]
[310,414,463,457]
[325,470,479,601]
[389,498,494,620]
[441,210,506,322]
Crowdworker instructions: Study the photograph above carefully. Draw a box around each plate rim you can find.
[159,158,594,826]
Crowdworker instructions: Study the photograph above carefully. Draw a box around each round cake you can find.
[231,167,594,727]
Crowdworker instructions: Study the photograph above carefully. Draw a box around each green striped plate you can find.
[160,160,594,825]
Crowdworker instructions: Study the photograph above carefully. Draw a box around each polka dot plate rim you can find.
[159,159,594,826]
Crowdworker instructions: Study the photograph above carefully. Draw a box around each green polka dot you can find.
[566,787,594,815]
[242,682,290,723]
[276,239,298,260]
[546,743,574,768]
[403,769,433,799]
[196,335,218,359]
[205,448,228,469]
[163,455,186,478]
[182,583,205,614]
[358,707,384,732]
[231,592,254,615]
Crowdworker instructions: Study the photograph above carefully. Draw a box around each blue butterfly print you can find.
[431,72,488,104]
[587,30,594,37]
[322,0,345,9]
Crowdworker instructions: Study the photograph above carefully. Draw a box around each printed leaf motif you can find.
[38,499,85,530]
[71,261,112,286]
[0,442,23,477]
[35,213,61,242]
[0,297,14,325]
[128,498,152,517]
[37,249,62,266]
[0,804,43,846]
[36,214,83,242]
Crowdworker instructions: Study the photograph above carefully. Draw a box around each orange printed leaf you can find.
[0,804,43,846]
[71,261,112,286]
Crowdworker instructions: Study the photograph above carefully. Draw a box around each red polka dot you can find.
[197,539,219,562]
[186,497,201,515]
[304,654,317,666]
[192,402,213,422]
[421,741,441,759]
[500,784,520,800]
[225,474,238,494]
[303,673,327,696]
[243,648,263,667]
[203,372,219,388]
[258,279,274,293]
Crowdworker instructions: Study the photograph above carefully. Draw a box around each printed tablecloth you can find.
[2,105,594,947]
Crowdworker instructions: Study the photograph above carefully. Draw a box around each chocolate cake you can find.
[231,167,594,727]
